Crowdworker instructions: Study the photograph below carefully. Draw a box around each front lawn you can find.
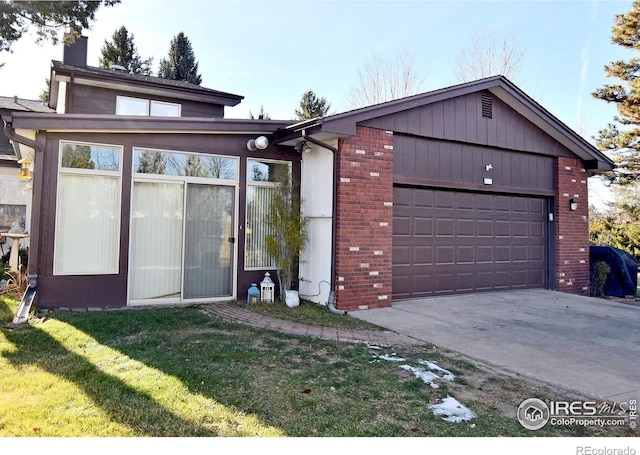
[0,297,634,437]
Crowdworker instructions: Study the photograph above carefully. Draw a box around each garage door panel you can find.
[414,217,434,236]
[414,246,433,265]
[393,245,411,264]
[393,187,548,299]
[436,218,455,236]
[394,216,411,236]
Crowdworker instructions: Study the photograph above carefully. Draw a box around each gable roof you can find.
[276,76,614,172]
[49,60,244,110]
[0,96,54,113]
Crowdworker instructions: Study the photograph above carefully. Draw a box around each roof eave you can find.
[50,61,244,107]
[7,112,292,135]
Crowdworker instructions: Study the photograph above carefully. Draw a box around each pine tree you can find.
[294,90,331,120]
[157,32,202,85]
[249,105,270,120]
[136,150,166,174]
[0,0,119,58]
[593,1,640,185]
[99,26,153,75]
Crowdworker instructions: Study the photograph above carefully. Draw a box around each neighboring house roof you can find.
[0,95,54,158]
[49,60,244,110]
[0,95,54,113]
[276,75,614,172]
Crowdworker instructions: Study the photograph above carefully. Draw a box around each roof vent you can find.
[481,94,493,119]
[110,65,127,72]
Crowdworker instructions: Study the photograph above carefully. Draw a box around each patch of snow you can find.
[378,353,406,362]
[418,360,455,382]
[428,396,477,423]
[367,345,383,350]
[400,364,441,388]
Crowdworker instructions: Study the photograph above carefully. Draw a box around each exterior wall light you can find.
[247,136,269,151]
[18,158,32,180]
[294,141,312,154]
[569,198,578,211]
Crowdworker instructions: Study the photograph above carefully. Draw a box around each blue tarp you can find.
[589,246,638,298]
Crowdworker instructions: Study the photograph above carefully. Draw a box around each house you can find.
[0,95,53,256]
[3,37,301,309]
[3,37,614,312]
[278,77,614,311]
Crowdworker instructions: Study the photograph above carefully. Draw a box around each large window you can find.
[245,159,290,269]
[116,95,181,117]
[54,141,122,275]
[130,148,238,303]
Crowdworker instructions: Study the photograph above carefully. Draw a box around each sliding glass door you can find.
[130,181,183,301]
[183,184,235,299]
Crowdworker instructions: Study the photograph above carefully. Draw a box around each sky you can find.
[0,0,635,204]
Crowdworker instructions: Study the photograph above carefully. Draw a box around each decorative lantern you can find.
[260,272,274,303]
[247,283,260,304]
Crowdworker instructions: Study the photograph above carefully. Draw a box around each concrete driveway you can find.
[350,289,640,403]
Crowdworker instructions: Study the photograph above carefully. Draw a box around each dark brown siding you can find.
[362,91,572,158]
[36,131,300,309]
[67,84,225,117]
[394,134,555,196]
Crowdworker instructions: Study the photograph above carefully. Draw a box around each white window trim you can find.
[53,140,123,276]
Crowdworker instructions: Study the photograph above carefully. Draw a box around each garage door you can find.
[393,187,548,299]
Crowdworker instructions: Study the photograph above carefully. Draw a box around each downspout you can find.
[301,130,347,315]
[3,118,37,159]
[2,116,41,290]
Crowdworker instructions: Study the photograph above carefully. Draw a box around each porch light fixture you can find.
[247,136,269,151]
[18,158,32,180]
[569,198,578,211]
[294,141,312,154]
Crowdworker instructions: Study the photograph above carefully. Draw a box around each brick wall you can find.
[334,126,394,311]
[555,156,590,294]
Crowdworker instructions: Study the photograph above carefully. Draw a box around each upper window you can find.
[133,148,238,180]
[116,96,181,117]
[61,142,121,172]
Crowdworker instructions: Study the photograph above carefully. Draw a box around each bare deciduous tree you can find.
[346,51,427,109]
[454,31,524,83]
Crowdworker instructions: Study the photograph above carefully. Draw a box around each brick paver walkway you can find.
[201,304,420,346]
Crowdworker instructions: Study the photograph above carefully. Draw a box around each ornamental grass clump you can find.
[265,166,309,301]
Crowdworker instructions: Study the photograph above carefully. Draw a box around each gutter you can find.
[2,115,41,291]
[2,115,38,161]
[300,130,347,316]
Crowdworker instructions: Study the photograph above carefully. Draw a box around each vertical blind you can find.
[54,174,120,274]
[245,185,276,269]
[129,182,183,300]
